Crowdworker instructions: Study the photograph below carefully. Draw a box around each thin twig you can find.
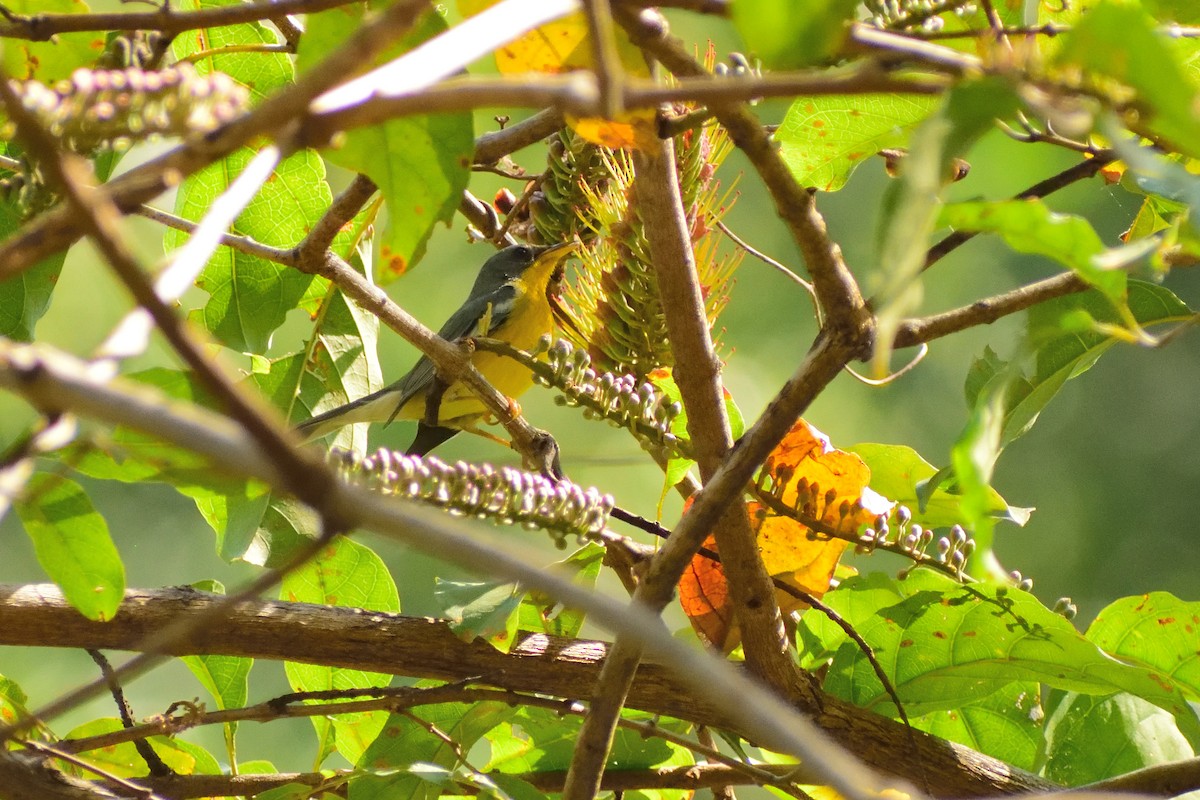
[892,272,1088,348]
[0,0,360,39]
[86,650,170,777]
[923,153,1115,271]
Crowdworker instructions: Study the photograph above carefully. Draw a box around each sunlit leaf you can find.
[516,543,605,640]
[848,442,1029,529]
[797,570,1200,745]
[938,199,1125,304]
[354,700,514,800]
[777,95,938,192]
[970,281,1194,447]
[732,0,858,68]
[1055,1,1200,159]
[299,5,472,279]
[1042,691,1194,785]
[1087,593,1200,701]
[1,0,102,81]
[166,148,327,354]
[63,718,206,778]
[911,682,1043,772]
[16,474,124,621]
[282,537,399,767]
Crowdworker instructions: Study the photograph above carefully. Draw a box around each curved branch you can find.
[0,583,1063,798]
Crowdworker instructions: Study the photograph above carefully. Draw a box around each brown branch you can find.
[0,63,940,282]
[474,109,563,165]
[846,23,983,74]
[617,10,875,355]
[923,154,1115,271]
[130,762,823,797]
[635,143,801,685]
[0,584,1065,798]
[0,0,359,39]
[102,761,819,798]
[565,134,806,800]
[303,69,947,148]
[297,173,378,261]
[62,685,797,790]
[1086,758,1200,796]
[892,272,1087,348]
[0,747,123,800]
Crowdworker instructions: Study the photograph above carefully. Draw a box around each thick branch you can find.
[0,584,1063,798]
[634,143,800,684]
[132,763,818,797]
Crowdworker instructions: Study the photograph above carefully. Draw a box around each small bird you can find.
[297,242,580,455]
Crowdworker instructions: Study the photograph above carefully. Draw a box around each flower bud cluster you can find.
[866,0,978,30]
[328,446,614,545]
[533,336,685,453]
[11,64,248,154]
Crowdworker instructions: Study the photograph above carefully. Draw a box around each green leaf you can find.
[435,579,523,643]
[64,718,210,777]
[732,0,858,68]
[166,148,326,354]
[515,543,605,640]
[353,701,515,800]
[205,240,381,563]
[16,474,124,621]
[911,682,1043,772]
[799,570,1200,745]
[777,95,938,191]
[949,383,1004,574]
[172,0,293,104]
[1087,593,1200,702]
[848,442,1029,528]
[297,3,472,280]
[1055,1,1200,159]
[1042,692,1194,785]
[0,189,66,340]
[938,200,1124,304]
[485,708,683,775]
[0,674,32,728]
[1,0,102,81]
[281,536,399,767]
[971,281,1193,448]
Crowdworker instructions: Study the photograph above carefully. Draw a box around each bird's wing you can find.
[385,284,518,422]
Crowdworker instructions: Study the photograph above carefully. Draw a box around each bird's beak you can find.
[536,242,586,341]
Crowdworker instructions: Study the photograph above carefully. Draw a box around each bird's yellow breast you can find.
[396,270,556,426]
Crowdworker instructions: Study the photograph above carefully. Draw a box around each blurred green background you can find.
[1,3,1198,774]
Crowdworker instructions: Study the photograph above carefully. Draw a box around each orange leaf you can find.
[677,420,894,651]
[677,532,734,649]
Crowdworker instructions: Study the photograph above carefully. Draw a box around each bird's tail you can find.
[295,389,403,441]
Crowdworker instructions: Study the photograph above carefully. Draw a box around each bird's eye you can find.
[512,246,532,262]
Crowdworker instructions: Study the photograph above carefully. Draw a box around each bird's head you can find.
[472,242,579,295]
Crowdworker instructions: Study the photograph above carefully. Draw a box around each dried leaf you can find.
[678,420,893,651]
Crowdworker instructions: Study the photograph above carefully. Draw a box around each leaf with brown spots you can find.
[458,1,657,149]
